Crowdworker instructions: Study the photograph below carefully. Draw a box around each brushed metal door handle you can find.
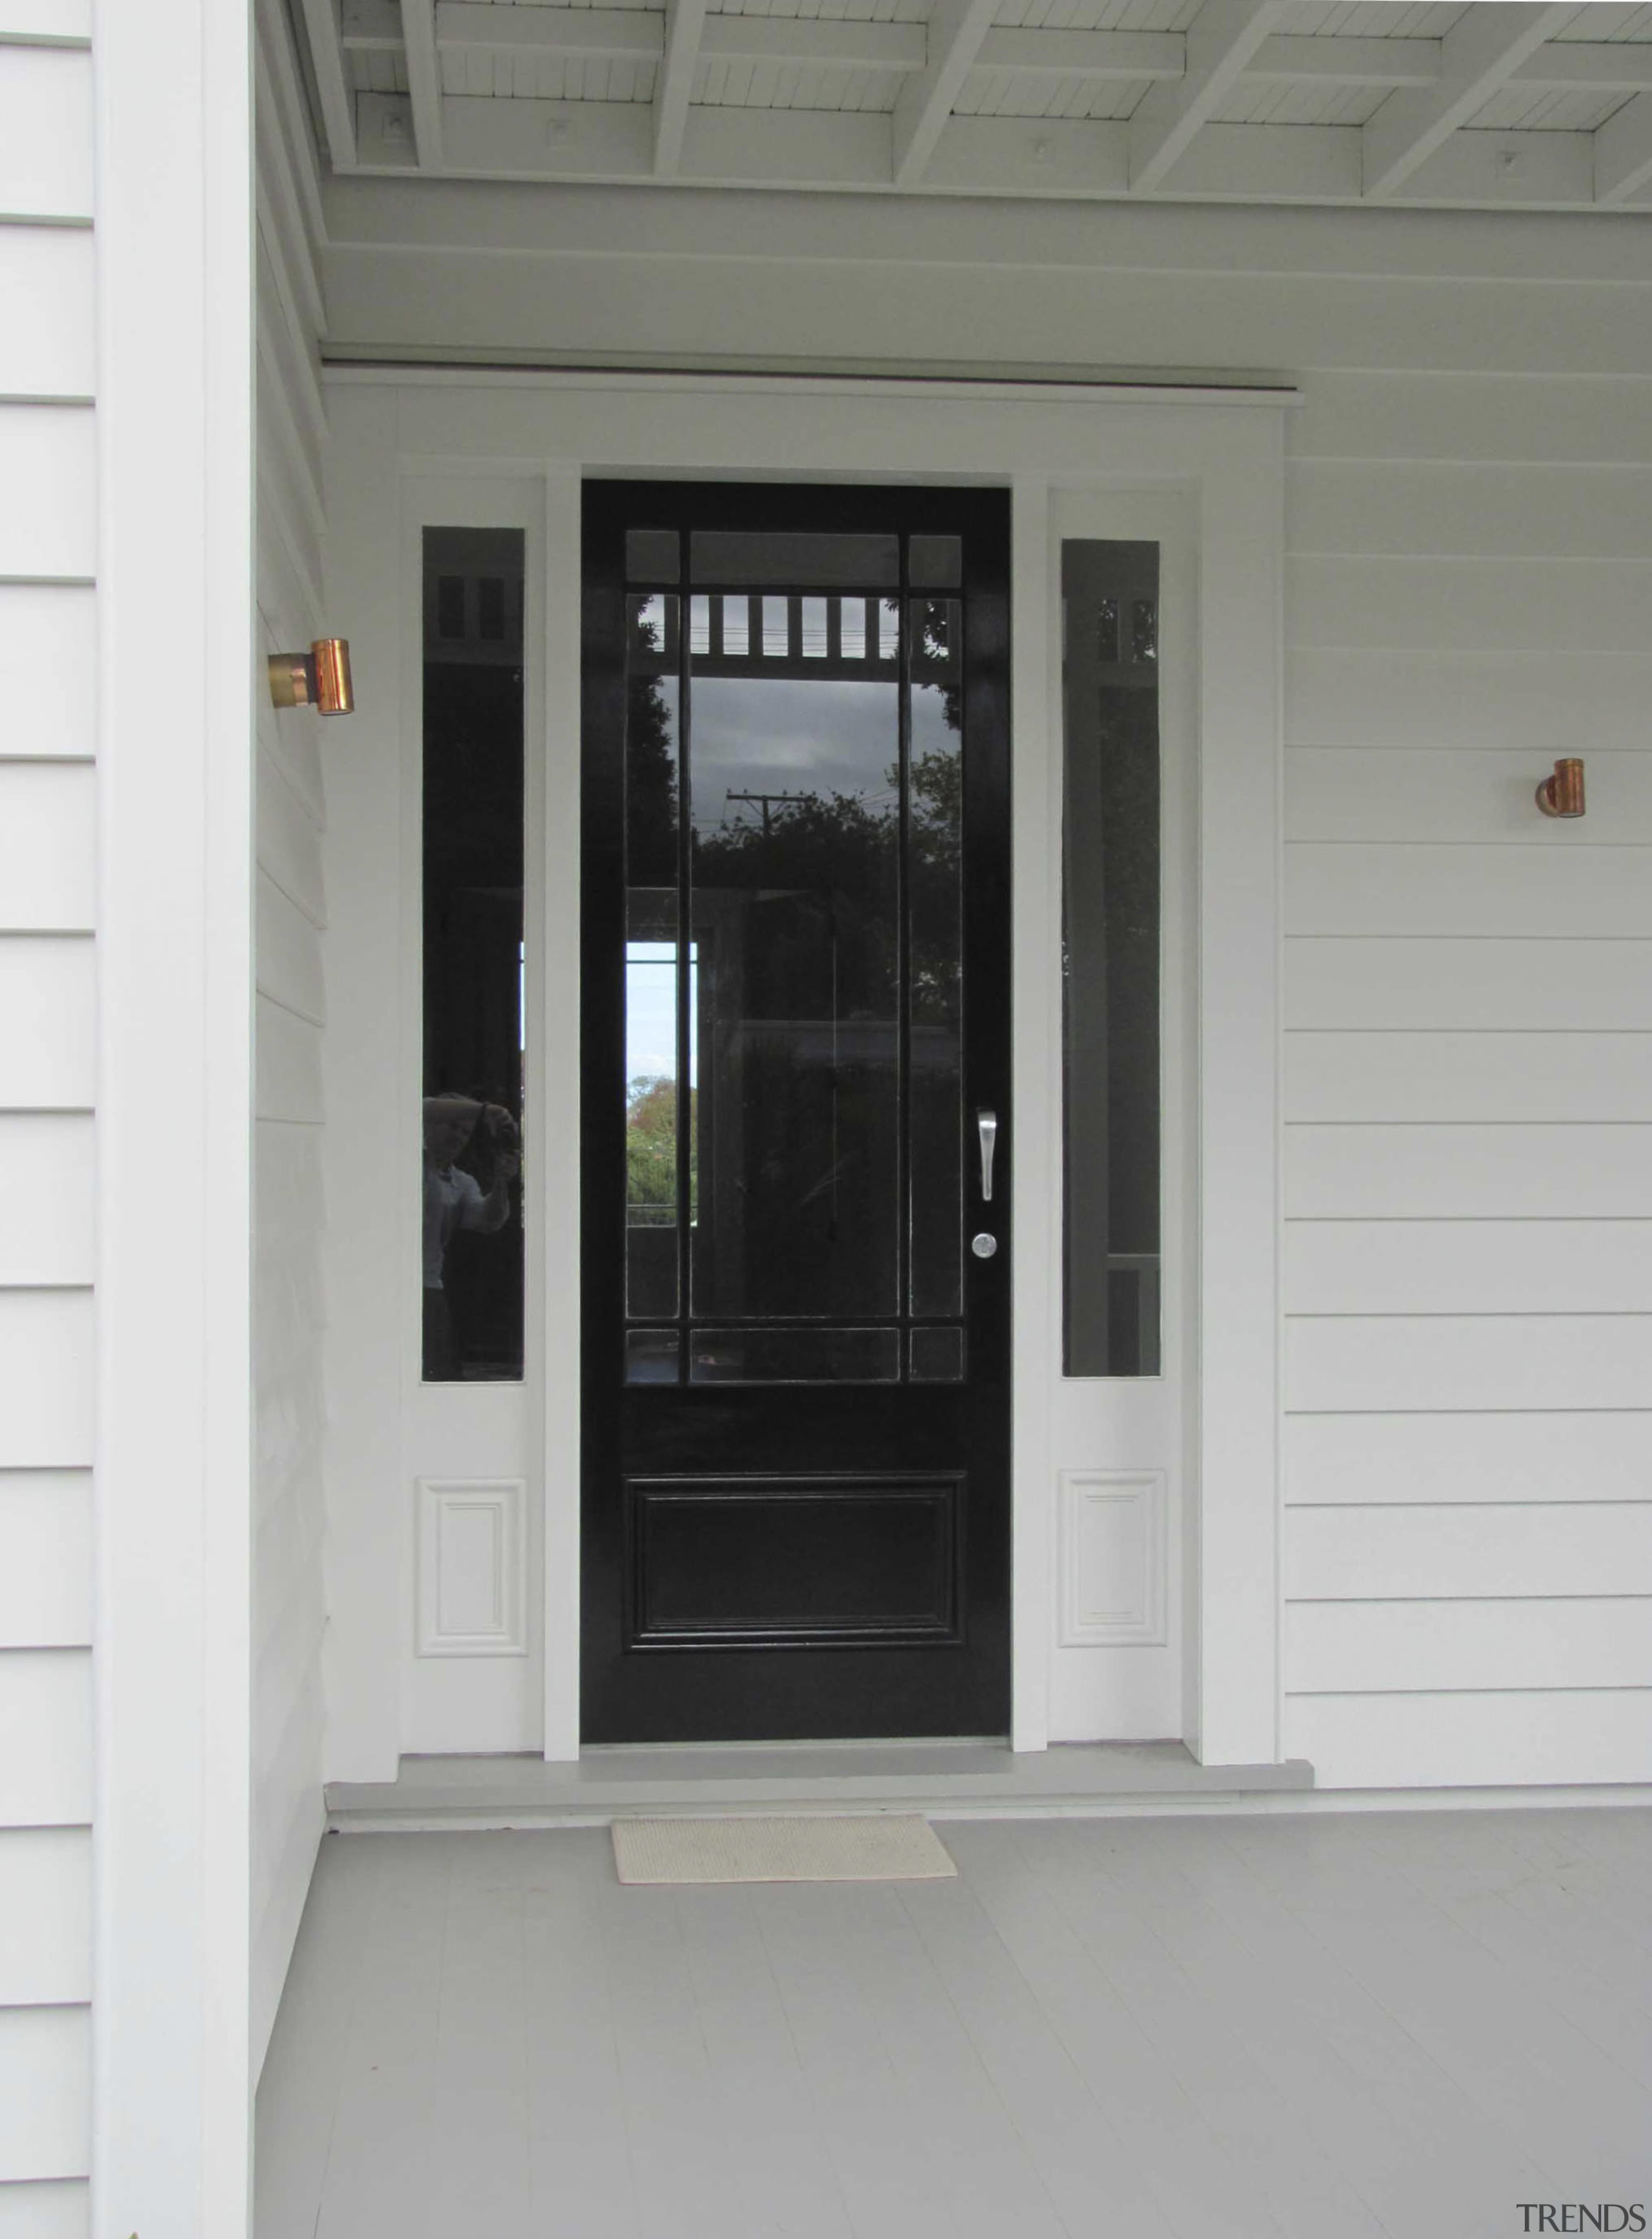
[977,1109,998,1204]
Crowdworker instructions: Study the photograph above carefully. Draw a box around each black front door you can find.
[581,481,1010,1742]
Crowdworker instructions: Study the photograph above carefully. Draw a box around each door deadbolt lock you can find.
[971,1232,998,1259]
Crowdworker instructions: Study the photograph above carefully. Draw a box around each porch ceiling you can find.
[295,0,1652,211]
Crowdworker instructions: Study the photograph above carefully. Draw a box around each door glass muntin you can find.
[620,534,972,1385]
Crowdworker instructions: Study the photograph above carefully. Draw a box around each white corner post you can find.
[94,0,256,2233]
[1189,407,1286,1767]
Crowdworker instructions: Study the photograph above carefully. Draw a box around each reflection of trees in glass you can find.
[626,1073,694,1224]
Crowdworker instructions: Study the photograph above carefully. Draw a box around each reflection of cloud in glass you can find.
[625,942,697,1086]
[690,679,899,832]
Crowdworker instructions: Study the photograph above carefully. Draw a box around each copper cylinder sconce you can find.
[268,637,354,716]
[1536,756,1585,818]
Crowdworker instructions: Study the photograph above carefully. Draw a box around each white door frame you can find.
[321,367,1289,1771]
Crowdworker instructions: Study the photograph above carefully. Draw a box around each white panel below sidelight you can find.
[416,1478,527,1657]
[1059,1470,1167,1649]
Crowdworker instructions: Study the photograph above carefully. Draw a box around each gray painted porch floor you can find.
[256,1807,1652,2239]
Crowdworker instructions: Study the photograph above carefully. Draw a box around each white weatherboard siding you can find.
[251,0,330,2081]
[319,185,1652,1791]
[0,5,94,2224]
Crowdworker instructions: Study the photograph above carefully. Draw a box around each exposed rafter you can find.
[892,0,1000,189]
[300,0,356,170]
[1595,90,1652,205]
[1362,2,1576,201]
[1129,0,1287,196]
[654,0,709,177]
[315,0,1652,218]
[401,0,443,170]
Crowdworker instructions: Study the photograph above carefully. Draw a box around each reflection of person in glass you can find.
[423,1094,519,1378]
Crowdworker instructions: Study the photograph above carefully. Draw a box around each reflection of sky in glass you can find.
[689,678,900,835]
[626,942,696,1086]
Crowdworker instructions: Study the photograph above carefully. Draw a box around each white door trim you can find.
[320,369,1288,1769]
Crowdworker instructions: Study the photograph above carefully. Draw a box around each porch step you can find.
[325,1740,1313,1830]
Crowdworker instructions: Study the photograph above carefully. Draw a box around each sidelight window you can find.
[420,527,527,1384]
[1062,540,1162,1379]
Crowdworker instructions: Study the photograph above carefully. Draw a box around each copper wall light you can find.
[1536,757,1585,818]
[268,637,354,715]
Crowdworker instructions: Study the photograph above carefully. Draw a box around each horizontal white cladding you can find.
[0,1650,90,1825]
[0,43,91,220]
[0,1117,93,1286]
[1285,938,1652,1032]
[1285,1034,1652,1126]
[0,587,96,760]
[1285,750,1652,847]
[1286,1126,1652,1221]
[1286,1313,1652,1415]
[0,1292,93,1467]
[1287,1597,1652,1694]
[0,226,94,400]
[1290,460,1652,563]
[319,243,1652,383]
[0,405,95,580]
[0,1829,90,2003]
[1289,556,1652,656]
[0,939,94,1108]
[1291,371,1652,472]
[0,2006,88,2183]
[0,1474,90,1646]
[257,751,328,929]
[1285,1412,1652,1508]
[1285,1220,1652,1318]
[256,869,327,1027]
[1285,1689,1652,1789]
[1286,842,1652,940]
[0,765,95,931]
[1286,649,1652,754]
[256,996,324,1128]
[1285,1503,1652,1602]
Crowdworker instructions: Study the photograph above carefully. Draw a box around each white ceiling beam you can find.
[1515,43,1652,91]
[892,0,1000,188]
[348,93,1605,212]
[341,0,401,54]
[654,0,709,177]
[1249,34,1440,88]
[400,0,443,168]
[1595,90,1652,203]
[1361,3,1577,199]
[299,0,358,168]
[1129,0,1288,194]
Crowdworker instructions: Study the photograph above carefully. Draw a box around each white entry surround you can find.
[321,371,1285,1776]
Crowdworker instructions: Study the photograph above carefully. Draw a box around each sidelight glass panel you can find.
[908,598,964,1319]
[689,605,903,1323]
[625,594,687,1320]
[1062,540,1161,1377]
[689,1328,901,1384]
[421,527,527,1383]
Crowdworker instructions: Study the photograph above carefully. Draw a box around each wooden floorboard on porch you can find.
[255,1807,1652,2239]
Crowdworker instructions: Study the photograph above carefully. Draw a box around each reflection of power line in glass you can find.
[724,787,816,835]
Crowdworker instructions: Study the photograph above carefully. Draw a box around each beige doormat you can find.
[610,1813,957,1886]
